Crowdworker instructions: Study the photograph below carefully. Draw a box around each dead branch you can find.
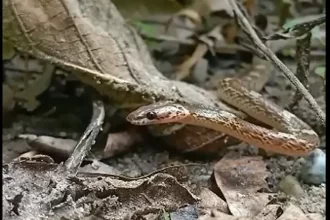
[63,99,105,174]
[288,33,312,109]
[227,0,325,127]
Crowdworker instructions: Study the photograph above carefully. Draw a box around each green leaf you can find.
[315,66,325,79]
[132,21,158,47]
[264,14,326,41]
[133,21,156,36]
[282,48,295,57]
[283,15,321,29]
[284,17,325,42]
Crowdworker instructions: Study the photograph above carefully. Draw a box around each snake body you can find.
[126,61,320,156]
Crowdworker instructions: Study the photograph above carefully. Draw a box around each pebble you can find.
[300,149,326,185]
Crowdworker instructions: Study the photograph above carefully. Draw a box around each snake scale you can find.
[126,58,320,156]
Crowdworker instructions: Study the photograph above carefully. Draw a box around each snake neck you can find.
[181,106,244,133]
[179,105,319,156]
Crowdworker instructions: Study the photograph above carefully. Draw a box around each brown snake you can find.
[126,59,320,156]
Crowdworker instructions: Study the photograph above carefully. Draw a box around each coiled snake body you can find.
[126,60,320,156]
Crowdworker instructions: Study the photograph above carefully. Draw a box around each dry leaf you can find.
[104,126,144,158]
[161,125,240,155]
[253,204,282,220]
[191,0,234,17]
[199,210,252,220]
[21,135,77,157]
[3,0,227,111]
[277,203,310,220]
[112,0,185,20]
[222,23,239,44]
[242,0,257,16]
[4,55,54,111]
[213,152,272,217]
[4,161,198,219]
[198,188,229,213]
[305,213,325,220]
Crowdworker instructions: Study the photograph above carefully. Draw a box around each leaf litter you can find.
[3,0,326,219]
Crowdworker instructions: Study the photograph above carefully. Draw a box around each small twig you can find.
[227,0,325,127]
[288,32,312,109]
[264,14,326,41]
[77,163,204,181]
[63,99,105,174]
[175,43,208,80]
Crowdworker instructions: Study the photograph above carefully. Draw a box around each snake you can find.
[126,59,320,156]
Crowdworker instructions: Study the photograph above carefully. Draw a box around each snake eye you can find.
[146,111,157,120]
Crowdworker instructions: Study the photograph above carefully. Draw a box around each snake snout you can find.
[126,112,135,123]
[126,113,148,125]
[126,103,190,126]
[126,109,160,125]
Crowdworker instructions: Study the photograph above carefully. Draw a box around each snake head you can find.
[126,102,190,125]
